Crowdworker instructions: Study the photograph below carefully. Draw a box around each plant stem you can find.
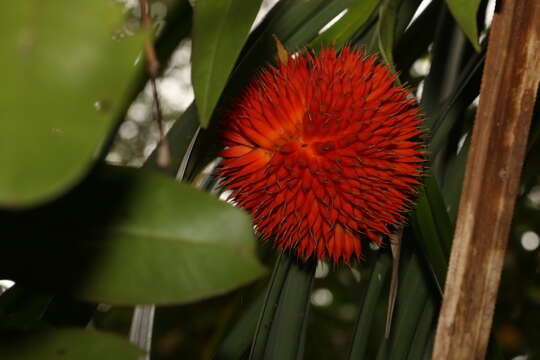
[433,1,540,358]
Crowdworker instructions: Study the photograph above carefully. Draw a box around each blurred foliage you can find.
[0,1,144,207]
[1,0,539,359]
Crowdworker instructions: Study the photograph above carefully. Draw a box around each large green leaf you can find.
[0,165,265,305]
[0,329,141,360]
[192,0,263,127]
[445,0,481,51]
[0,1,144,209]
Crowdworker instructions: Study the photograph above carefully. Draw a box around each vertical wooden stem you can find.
[138,0,170,168]
[433,1,540,359]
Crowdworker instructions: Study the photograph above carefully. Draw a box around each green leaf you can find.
[349,253,392,360]
[441,134,470,222]
[422,335,435,360]
[527,100,540,154]
[248,254,316,360]
[393,0,423,41]
[411,172,453,291]
[283,0,349,49]
[311,0,382,49]
[0,285,53,331]
[0,329,142,360]
[384,253,430,360]
[0,1,144,209]
[0,283,95,332]
[422,6,477,135]
[395,0,442,79]
[352,16,380,51]
[42,297,96,328]
[446,0,482,51]
[249,254,293,359]
[192,0,263,127]
[259,257,316,360]
[377,0,401,66]
[0,165,265,305]
[429,46,484,155]
[406,297,435,360]
[213,292,265,360]
[377,0,421,67]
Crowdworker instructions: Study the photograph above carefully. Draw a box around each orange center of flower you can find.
[219,47,424,263]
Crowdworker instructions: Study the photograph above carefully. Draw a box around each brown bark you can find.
[432,1,540,359]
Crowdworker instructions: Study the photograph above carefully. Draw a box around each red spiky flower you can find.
[219,47,424,263]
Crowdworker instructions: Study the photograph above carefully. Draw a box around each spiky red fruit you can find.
[219,47,424,263]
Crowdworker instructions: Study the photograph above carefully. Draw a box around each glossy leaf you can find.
[395,0,442,79]
[0,165,265,305]
[249,254,293,359]
[0,329,141,360]
[393,0,423,40]
[408,9,481,294]
[385,253,430,360]
[311,0,381,49]
[422,6,476,134]
[377,0,421,67]
[406,297,435,360]
[446,0,482,51]
[284,0,350,49]
[260,257,316,360]
[0,1,144,208]
[213,293,265,360]
[192,0,263,127]
[411,172,453,291]
[349,253,392,360]
[441,135,470,222]
[377,0,401,66]
[429,45,484,155]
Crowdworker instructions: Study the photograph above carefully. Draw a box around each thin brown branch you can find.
[385,226,403,339]
[139,0,170,168]
[433,1,540,359]
[129,3,169,359]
